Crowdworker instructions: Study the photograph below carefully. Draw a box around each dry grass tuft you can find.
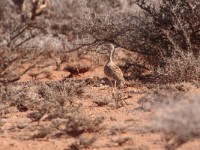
[138,82,197,111]
[0,80,104,139]
[93,98,110,107]
[111,137,132,146]
[64,114,104,137]
[69,136,97,150]
[156,54,200,84]
[150,95,200,150]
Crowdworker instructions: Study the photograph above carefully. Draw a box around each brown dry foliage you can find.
[139,83,200,149]
[138,82,197,111]
[156,53,200,83]
[1,0,200,84]
[0,80,104,138]
[151,100,200,150]
[73,0,200,83]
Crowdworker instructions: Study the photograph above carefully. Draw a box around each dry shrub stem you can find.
[0,80,104,138]
[0,0,199,83]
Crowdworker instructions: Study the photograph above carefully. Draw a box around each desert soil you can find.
[0,51,200,150]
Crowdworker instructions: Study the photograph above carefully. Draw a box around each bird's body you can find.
[104,61,125,86]
[104,44,125,87]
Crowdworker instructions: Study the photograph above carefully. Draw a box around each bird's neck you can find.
[109,47,115,63]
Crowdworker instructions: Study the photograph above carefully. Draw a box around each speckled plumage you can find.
[104,44,125,87]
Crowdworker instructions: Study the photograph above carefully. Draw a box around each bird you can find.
[104,44,125,91]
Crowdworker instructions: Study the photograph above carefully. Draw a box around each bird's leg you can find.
[114,80,128,107]
[109,80,127,108]
[113,80,117,95]
[112,80,120,107]
[114,80,117,90]
[109,79,115,93]
[107,78,114,93]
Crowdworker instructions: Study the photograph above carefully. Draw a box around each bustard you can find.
[104,44,125,90]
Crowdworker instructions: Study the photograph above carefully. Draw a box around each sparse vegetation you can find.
[69,136,97,150]
[74,0,200,83]
[0,0,200,149]
[138,82,197,111]
[0,80,104,140]
[151,100,200,150]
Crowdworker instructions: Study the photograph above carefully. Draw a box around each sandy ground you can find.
[1,51,200,150]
